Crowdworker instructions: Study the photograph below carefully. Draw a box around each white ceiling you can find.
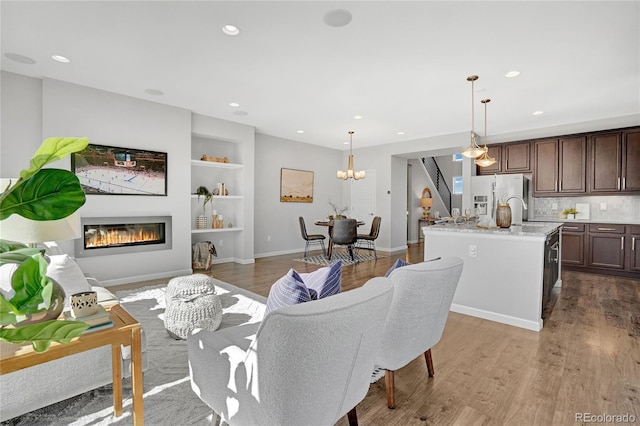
[1,1,638,150]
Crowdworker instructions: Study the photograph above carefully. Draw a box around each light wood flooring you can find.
[115,244,640,425]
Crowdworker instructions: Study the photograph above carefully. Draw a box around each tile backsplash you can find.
[532,195,640,223]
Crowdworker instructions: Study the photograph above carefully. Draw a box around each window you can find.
[452,176,463,194]
[452,153,463,162]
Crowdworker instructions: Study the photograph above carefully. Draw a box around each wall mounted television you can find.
[71,143,167,196]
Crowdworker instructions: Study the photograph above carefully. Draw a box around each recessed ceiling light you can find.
[353,115,363,120]
[397,131,405,135]
[144,89,164,96]
[323,9,352,27]
[233,110,248,116]
[221,25,240,36]
[505,70,520,78]
[51,55,70,63]
[5,53,36,64]
[229,102,240,107]
[343,141,350,145]
[297,130,305,134]
[532,110,544,116]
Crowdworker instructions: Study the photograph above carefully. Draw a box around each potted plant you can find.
[561,207,580,220]
[195,186,213,229]
[329,200,349,219]
[0,137,91,352]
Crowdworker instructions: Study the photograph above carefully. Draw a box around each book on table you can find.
[63,305,111,327]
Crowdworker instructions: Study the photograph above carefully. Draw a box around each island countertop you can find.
[423,221,563,238]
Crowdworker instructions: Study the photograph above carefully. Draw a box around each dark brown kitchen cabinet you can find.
[622,129,640,191]
[561,223,585,266]
[533,139,558,193]
[630,225,640,272]
[533,137,586,195]
[589,129,640,194]
[559,136,587,193]
[588,224,626,270]
[476,141,531,175]
[503,142,531,173]
[590,132,621,192]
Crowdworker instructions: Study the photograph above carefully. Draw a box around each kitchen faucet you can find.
[506,195,528,210]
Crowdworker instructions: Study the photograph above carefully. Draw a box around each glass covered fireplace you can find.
[75,216,172,257]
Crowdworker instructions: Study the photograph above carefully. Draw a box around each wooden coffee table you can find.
[0,304,144,425]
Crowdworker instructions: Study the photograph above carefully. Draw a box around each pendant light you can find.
[337,131,365,180]
[460,75,487,159]
[475,98,497,168]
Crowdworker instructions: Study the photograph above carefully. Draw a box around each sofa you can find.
[0,248,148,422]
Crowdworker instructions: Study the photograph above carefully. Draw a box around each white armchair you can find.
[375,257,464,408]
[188,276,394,426]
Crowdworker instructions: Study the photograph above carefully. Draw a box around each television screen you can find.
[71,143,167,196]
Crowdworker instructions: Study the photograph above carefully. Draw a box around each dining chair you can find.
[329,219,358,261]
[355,216,382,259]
[375,257,464,409]
[298,216,327,258]
[188,276,395,426]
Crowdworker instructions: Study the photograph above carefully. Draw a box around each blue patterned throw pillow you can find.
[265,261,342,314]
[299,260,342,299]
[384,258,411,277]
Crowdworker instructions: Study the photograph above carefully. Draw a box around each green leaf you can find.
[0,247,42,264]
[0,240,28,253]
[0,169,86,221]
[9,256,51,313]
[0,320,89,353]
[20,137,89,181]
[0,294,22,326]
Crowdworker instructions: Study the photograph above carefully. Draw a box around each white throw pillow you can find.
[0,263,18,300]
[46,254,92,307]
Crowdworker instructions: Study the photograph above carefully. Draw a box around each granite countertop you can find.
[423,221,563,237]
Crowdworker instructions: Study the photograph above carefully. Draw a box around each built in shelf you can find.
[191,228,244,234]
[191,159,244,169]
[190,194,244,200]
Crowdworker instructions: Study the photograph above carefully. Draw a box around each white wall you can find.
[1,72,42,176]
[254,133,343,257]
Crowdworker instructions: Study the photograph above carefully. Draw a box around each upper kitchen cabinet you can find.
[476,141,531,175]
[590,128,640,194]
[533,136,586,196]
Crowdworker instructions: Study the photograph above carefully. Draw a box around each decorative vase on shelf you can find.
[196,216,208,229]
[496,203,512,228]
[567,213,576,220]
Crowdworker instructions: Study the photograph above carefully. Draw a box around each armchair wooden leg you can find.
[424,348,434,377]
[385,370,396,409]
[347,407,358,426]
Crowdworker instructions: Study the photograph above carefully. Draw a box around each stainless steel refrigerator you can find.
[471,174,529,226]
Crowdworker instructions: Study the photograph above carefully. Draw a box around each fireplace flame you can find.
[85,224,162,249]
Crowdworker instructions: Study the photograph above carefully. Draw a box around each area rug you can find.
[2,280,266,426]
[294,250,385,266]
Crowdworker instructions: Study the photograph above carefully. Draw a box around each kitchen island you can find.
[423,221,563,331]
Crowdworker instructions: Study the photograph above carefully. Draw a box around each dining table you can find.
[314,219,366,260]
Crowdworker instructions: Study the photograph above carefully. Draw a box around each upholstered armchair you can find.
[375,257,464,408]
[188,276,394,426]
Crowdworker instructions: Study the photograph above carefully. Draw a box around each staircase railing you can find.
[421,157,452,215]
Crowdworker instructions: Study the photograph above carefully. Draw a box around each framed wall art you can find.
[280,168,313,203]
[71,143,168,196]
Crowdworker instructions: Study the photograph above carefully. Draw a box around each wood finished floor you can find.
[115,244,640,425]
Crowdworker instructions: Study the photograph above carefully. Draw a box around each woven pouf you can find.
[164,274,223,340]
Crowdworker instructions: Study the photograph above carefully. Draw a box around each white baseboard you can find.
[450,303,542,332]
[254,248,304,258]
